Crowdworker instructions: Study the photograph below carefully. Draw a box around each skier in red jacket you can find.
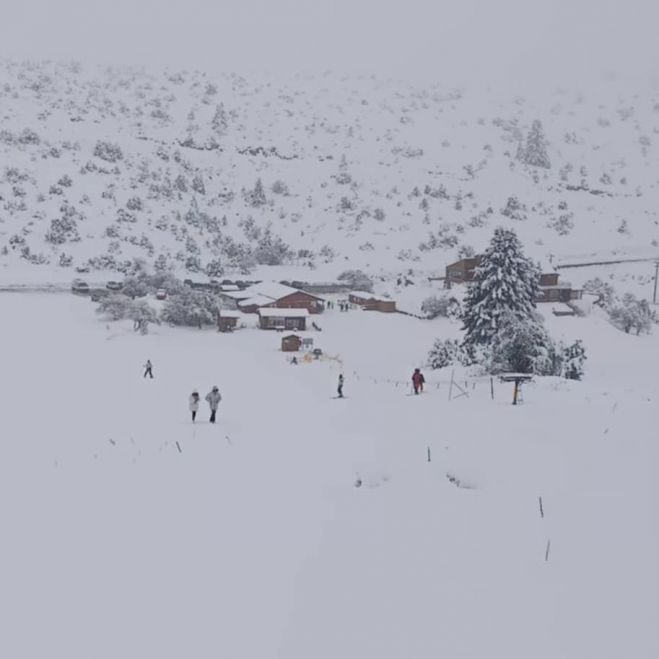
[412,368,425,395]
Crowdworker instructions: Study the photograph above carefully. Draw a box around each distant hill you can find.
[1,60,658,283]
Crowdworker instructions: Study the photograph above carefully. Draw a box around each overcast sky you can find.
[1,0,656,86]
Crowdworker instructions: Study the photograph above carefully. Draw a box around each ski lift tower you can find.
[498,373,534,405]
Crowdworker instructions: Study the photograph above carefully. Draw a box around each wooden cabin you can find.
[258,308,309,331]
[348,291,397,313]
[281,334,303,352]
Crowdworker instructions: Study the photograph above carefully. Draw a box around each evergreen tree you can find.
[427,338,463,369]
[245,178,267,207]
[462,228,540,347]
[517,119,551,168]
[487,312,559,375]
[211,103,228,135]
[562,340,586,380]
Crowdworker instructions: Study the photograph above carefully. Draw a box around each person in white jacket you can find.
[189,390,200,422]
[205,386,222,423]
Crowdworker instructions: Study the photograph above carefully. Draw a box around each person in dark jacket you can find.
[143,359,154,379]
[412,368,425,395]
[337,373,344,398]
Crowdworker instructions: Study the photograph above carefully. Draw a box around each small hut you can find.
[281,334,303,352]
[217,311,241,332]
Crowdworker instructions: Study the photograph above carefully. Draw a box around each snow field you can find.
[0,293,657,658]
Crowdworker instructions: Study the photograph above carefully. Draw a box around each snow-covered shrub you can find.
[58,253,73,267]
[547,213,574,235]
[253,229,292,266]
[174,174,188,192]
[562,340,586,380]
[337,269,373,292]
[582,278,616,308]
[121,276,150,299]
[161,288,222,328]
[44,215,80,244]
[96,294,134,320]
[18,128,41,145]
[427,338,463,369]
[126,196,143,211]
[205,259,224,278]
[500,196,527,221]
[93,140,123,162]
[271,180,289,195]
[421,294,461,319]
[96,295,159,334]
[608,294,655,335]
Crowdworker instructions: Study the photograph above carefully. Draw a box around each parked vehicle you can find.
[106,280,122,291]
[156,289,167,300]
[72,279,90,293]
[75,265,90,273]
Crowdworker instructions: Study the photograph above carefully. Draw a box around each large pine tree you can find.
[517,119,551,168]
[462,228,540,347]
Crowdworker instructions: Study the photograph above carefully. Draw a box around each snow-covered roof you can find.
[258,308,309,318]
[349,290,392,302]
[220,285,240,292]
[221,290,250,300]
[540,283,574,290]
[240,281,300,301]
[239,281,325,302]
[239,295,275,308]
[218,311,242,318]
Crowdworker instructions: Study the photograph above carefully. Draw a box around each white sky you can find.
[1,0,657,85]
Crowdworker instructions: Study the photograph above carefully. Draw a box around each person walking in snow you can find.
[412,368,425,395]
[189,390,200,422]
[337,373,345,398]
[143,359,154,379]
[205,386,222,423]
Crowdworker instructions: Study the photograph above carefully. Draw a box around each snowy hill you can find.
[1,60,659,293]
[0,292,657,658]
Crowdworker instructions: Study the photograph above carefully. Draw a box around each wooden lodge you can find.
[258,308,309,331]
[348,291,397,313]
[224,281,326,315]
[445,256,582,303]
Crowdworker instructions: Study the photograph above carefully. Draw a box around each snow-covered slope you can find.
[1,61,659,288]
[0,292,657,658]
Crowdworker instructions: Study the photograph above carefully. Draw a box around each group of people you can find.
[189,387,222,423]
[143,360,222,423]
[144,359,424,423]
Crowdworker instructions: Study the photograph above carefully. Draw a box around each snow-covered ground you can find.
[1,292,657,658]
